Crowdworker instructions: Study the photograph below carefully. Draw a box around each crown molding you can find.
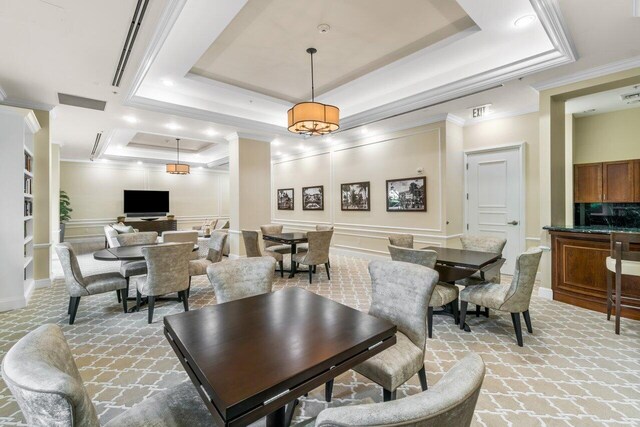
[0,98,55,112]
[24,111,41,134]
[446,114,465,126]
[463,106,539,126]
[531,55,640,91]
[530,0,578,63]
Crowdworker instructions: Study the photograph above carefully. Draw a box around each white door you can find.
[465,145,524,274]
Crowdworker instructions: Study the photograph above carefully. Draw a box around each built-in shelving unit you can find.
[23,146,34,293]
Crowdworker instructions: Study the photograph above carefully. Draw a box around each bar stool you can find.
[605,232,640,335]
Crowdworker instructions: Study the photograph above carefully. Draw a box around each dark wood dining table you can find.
[164,287,397,427]
[262,232,308,278]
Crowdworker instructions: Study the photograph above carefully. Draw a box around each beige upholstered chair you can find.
[327,260,438,402]
[103,225,120,248]
[115,231,159,302]
[1,324,214,426]
[192,218,218,237]
[297,224,335,253]
[260,224,290,255]
[388,245,460,338]
[206,257,275,304]
[162,230,199,260]
[189,231,227,283]
[55,243,128,324]
[242,230,284,277]
[460,248,543,347]
[292,230,333,284]
[137,242,192,323]
[316,353,485,427]
[388,233,414,249]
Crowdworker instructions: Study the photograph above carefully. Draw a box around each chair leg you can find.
[148,296,156,324]
[383,389,396,402]
[418,365,428,391]
[427,306,433,338]
[606,270,613,321]
[452,298,460,325]
[328,260,331,269]
[475,304,481,317]
[279,261,284,278]
[522,310,533,333]
[136,290,142,312]
[325,379,334,402]
[308,267,313,284]
[116,289,121,303]
[68,297,73,314]
[511,312,524,347]
[615,269,622,335]
[181,291,189,312]
[121,289,128,313]
[69,297,80,325]
[313,265,317,274]
[484,307,490,318]
[460,301,468,330]
[325,263,331,280]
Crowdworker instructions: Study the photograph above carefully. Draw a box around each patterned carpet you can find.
[1,243,639,426]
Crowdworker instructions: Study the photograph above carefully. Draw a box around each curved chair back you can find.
[315,353,485,427]
[388,234,413,249]
[141,243,192,296]
[207,231,228,263]
[388,245,437,269]
[301,230,333,265]
[242,230,262,257]
[501,248,543,312]
[368,260,438,354]
[162,231,199,260]
[316,224,334,231]
[1,324,100,427]
[220,221,230,229]
[55,243,89,297]
[116,231,158,247]
[460,235,507,254]
[207,257,276,304]
[260,224,283,248]
[103,226,120,248]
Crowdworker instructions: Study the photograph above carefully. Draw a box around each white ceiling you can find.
[567,84,640,117]
[0,0,639,164]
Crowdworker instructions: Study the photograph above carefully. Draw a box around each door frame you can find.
[463,142,526,261]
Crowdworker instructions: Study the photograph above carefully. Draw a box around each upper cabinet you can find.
[574,160,640,203]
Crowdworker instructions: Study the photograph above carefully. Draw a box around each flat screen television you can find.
[124,190,169,217]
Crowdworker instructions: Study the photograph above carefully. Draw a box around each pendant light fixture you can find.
[166,138,190,174]
[287,47,339,136]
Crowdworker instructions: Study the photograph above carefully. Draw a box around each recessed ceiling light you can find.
[205,129,217,137]
[165,123,181,130]
[137,161,143,165]
[361,128,369,135]
[162,79,174,87]
[276,151,282,156]
[299,144,305,151]
[514,15,536,28]
[272,139,282,146]
[123,115,137,124]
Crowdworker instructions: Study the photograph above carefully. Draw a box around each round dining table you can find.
[93,243,199,261]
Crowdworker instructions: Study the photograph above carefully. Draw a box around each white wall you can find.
[60,161,229,239]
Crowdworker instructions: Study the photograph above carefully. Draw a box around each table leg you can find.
[288,243,298,279]
[267,405,286,427]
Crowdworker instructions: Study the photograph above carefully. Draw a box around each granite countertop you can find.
[543,225,640,234]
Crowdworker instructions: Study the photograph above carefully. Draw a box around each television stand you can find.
[124,219,177,235]
[141,218,159,221]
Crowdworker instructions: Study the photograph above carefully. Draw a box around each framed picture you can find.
[302,185,324,210]
[341,181,370,211]
[277,188,294,210]
[386,176,427,212]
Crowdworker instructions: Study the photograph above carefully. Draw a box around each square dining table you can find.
[164,287,396,427]
[262,232,308,278]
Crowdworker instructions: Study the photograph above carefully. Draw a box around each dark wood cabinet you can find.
[550,230,640,320]
[124,219,177,235]
[602,160,634,202]
[574,163,602,203]
[634,160,640,202]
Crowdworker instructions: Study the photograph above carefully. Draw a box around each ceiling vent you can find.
[89,132,103,161]
[620,91,640,102]
[58,93,107,111]
[112,0,149,87]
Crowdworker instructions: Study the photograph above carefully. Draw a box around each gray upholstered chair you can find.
[137,242,192,323]
[260,224,290,255]
[162,230,199,260]
[1,324,214,426]
[326,260,438,402]
[291,230,333,284]
[115,231,159,302]
[388,233,414,249]
[316,353,485,427]
[55,243,128,324]
[296,224,334,253]
[242,230,284,277]
[388,245,460,338]
[103,225,120,248]
[189,231,227,284]
[460,248,543,347]
[206,257,275,304]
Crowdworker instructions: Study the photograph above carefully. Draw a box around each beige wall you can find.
[574,108,640,164]
[463,112,540,248]
[33,110,51,282]
[60,161,229,239]
[272,121,459,256]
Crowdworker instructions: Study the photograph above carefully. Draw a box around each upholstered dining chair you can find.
[1,324,215,426]
[137,242,192,323]
[103,225,120,248]
[606,232,640,335]
[296,224,334,251]
[388,233,414,249]
[460,247,543,347]
[192,218,218,237]
[316,353,485,427]
[260,224,291,255]
[115,231,159,302]
[55,243,128,324]
[292,230,333,284]
[189,231,227,286]
[206,257,275,304]
[162,230,199,260]
[325,260,438,403]
[388,245,460,338]
[242,229,284,277]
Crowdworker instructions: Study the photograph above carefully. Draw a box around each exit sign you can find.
[472,104,491,118]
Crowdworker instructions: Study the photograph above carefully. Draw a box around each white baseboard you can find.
[228,254,245,260]
[24,279,35,304]
[330,246,389,262]
[538,287,553,300]
[0,296,26,312]
[35,278,52,289]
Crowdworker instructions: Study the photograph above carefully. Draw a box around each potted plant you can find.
[59,190,73,242]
